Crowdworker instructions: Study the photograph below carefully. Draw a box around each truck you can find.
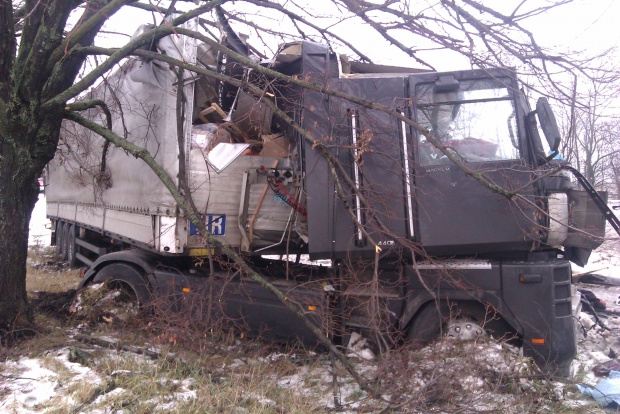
[46,27,619,377]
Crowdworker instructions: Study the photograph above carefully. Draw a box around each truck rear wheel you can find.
[56,221,68,261]
[54,221,61,257]
[66,225,78,268]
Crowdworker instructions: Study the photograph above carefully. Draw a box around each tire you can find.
[407,301,449,345]
[54,221,63,256]
[92,262,152,309]
[66,224,78,268]
[407,301,513,345]
[56,221,67,261]
[60,222,70,262]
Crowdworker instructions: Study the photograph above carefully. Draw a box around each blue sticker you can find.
[189,214,226,236]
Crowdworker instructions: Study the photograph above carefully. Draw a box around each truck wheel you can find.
[407,301,491,345]
[61,223,71,262]
[56,221,68,261]
[53,221,60,256]
[407,302,447,345]
[55,221,62,257]
[66,225,78,268]
[90,263,152,322]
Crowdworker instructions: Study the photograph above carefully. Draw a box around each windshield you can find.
[415,77,519,166]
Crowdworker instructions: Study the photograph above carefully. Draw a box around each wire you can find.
[258,165,307,217]
[268,178,307,217]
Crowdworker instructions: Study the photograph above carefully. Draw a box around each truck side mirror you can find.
[536,97,561,152]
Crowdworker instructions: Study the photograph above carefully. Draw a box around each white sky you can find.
[525,0,620,52]
[96,0,620,72]
[84,0,620,118]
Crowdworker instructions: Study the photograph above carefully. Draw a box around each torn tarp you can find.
[577,370,620,406]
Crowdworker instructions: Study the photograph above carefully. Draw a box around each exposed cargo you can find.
[46,26,620,377]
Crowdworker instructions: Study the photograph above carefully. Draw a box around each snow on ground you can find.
[29,194,51,247]
[0,349,103,413]
[6,198,619,411]
[1,299,618,412]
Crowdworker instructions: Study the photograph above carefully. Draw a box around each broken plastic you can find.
[205,143,250,173]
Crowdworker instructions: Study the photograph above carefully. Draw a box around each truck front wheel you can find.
[407,301,514,346]
[89,263,153,322]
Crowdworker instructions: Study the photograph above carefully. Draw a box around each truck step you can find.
[343,287,400,299]
[344,315,375,329]
[76,238,108,256]
[76,253,93,267]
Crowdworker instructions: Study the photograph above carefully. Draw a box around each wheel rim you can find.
[445,319,486,340]
[409,301,494,344]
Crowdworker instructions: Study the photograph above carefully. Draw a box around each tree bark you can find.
[0,148,39,334]
[0,96,65,335]
[0,0,227,340]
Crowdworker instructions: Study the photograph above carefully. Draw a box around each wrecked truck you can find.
[46,28,619,377]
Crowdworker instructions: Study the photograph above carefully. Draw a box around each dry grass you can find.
[83,350,323,413]
[26,245,82,293]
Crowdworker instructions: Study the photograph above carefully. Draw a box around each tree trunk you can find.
[0,157,39,335]
[0,103,62,336]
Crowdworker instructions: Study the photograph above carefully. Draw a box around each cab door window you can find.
[416,78,519,165]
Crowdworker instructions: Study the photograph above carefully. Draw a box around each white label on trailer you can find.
[159,216,178,252]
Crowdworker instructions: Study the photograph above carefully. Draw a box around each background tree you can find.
[1,0,617,339]
[607,122,620,198]
[558,76,620,194]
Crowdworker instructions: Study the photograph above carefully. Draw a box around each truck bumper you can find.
[406,258,578,377]
[501,260,577,377]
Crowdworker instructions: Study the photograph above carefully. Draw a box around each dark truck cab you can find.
[294,42,609,375]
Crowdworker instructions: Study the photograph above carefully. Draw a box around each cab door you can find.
[409,69,541,256]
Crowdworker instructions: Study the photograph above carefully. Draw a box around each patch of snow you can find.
[55,349,100,381]
[151,385,197,412]
[226,358,248,369]
[28,194,51,247]
[92,387,125,405]
[257,353,286,363]
[579,312,595,330]
[0,357,62,412]
[277,372,302,387]
[572,225,620,279]
[346,332,375,361]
